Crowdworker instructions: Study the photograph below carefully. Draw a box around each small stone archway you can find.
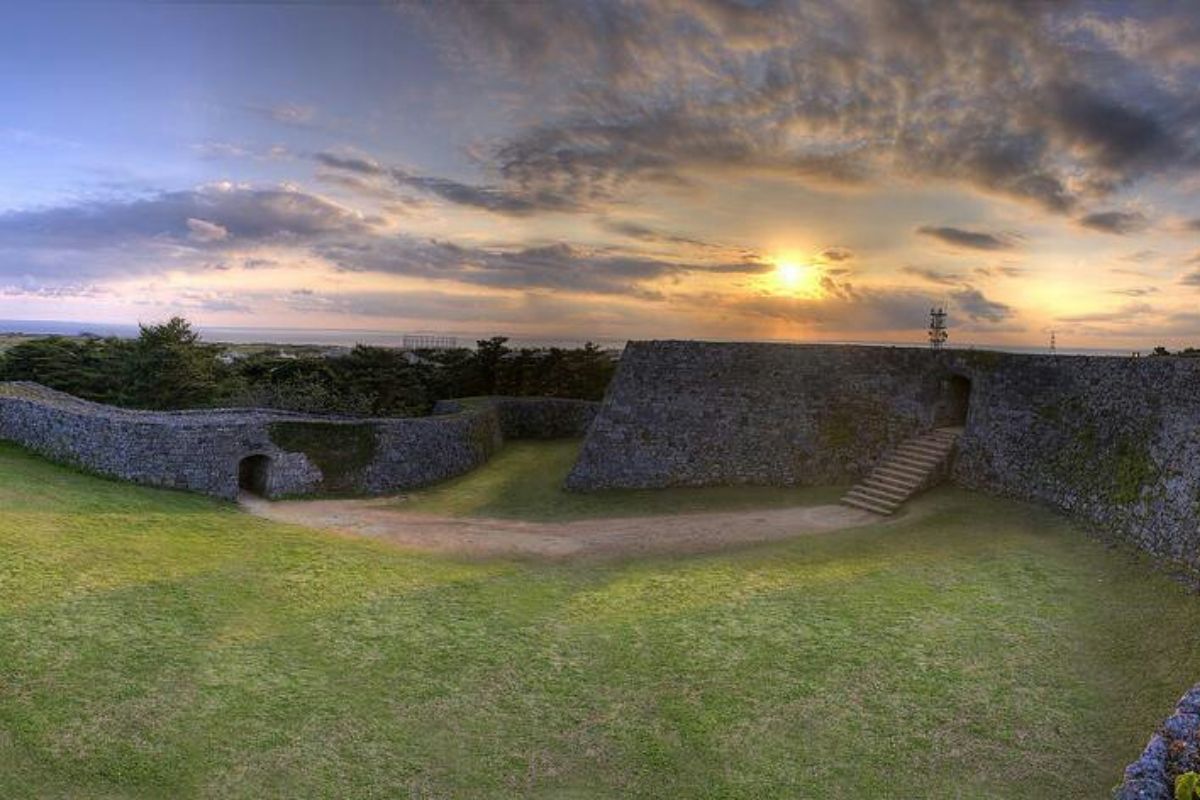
[238,454,272,497]
[944,374,972,427]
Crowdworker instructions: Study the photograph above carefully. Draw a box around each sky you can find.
[1,1,1199,350]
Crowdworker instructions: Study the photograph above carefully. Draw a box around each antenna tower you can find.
[928,306,948,350]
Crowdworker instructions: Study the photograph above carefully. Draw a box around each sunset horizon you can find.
[3,1,1199,350]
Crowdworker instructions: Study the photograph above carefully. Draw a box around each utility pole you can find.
[928,306,948,350]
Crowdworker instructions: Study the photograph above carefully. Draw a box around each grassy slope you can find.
[394,439,845,520]
[1,442,1199,798]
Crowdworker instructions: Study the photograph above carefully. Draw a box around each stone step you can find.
[866,472,922,493]
[888,454,941,471]
[894,444,946,459]
[858,481,911,503]
[896,442,952,458]
[841,492,897,515]
[845,485,903,508]
[870,478,922,497]
[841,428,961,517]
[874,462,929,481]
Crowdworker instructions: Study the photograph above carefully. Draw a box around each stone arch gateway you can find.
[238,454,272,496]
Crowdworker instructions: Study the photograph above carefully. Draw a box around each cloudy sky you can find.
[2,1,1199,349]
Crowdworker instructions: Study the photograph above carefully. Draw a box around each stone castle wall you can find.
[566,341,956,490]
[569,340,1200,571]
[0,382,597,500]
[948,352,1200,568]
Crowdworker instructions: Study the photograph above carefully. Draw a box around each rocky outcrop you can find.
[1115,684,1200,799]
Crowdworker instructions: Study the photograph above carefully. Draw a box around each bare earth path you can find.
[240,495,882,558]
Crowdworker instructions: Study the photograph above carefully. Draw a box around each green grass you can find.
[2,441,1200,798]
[394,439,845,520]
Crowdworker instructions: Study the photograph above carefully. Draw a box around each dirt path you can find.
[240,495,884,559]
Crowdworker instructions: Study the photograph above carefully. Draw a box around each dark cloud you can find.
[0,184,373,250]
[412,0,1200,214]
[599,219,716,249]
[316,237,766,296]
[1181,271,1200,287]
[1110,287,1159,297]
[819,247,854,262]
[314,150,578,215]
[1078,210,1150,235]
[1187,219,1200,232]
[916,226,1014,251]
[389,169,579,214]
[313,152,385,175]
[949,288,1013,323]
[901,266,966,285]
[974,264,1026,278]
[1046,83,1178,183]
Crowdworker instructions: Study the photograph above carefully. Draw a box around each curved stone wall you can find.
[947,351,1200,569]
[0,382,597,500]
[569,340,1200,571]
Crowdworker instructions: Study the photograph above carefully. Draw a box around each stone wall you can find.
[569,340,1200,572]
[1115,683,1200,799]
[566,341,956,490]
[0,382,596,500]
[947,351,1200,569]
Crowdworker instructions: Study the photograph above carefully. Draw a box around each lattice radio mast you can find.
[928,305,948,350]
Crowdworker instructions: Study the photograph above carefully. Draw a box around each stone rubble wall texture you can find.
[570,340,1200,571]
[0,382,597,500]
[566,341,953,490]
[1114,683,1200,799]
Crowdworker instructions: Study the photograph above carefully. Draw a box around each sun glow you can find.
[773,258,821,296]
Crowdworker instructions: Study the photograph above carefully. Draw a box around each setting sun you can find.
[773,259,821,296]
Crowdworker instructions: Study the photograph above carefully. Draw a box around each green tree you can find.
[0,335,131,403]
[330,345,429,416]
[123,317,222,409]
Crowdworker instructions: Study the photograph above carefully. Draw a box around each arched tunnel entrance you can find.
[238,454,272,497]
[944,374,972,427]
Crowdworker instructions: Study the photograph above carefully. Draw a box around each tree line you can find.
[0,318,617,416]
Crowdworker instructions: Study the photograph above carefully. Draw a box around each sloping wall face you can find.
[565,341,954,490]
[949,352,1200,567]
[569,340,1200,570]
[0,383,597,500]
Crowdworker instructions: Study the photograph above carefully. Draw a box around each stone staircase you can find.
[841,427,962,515]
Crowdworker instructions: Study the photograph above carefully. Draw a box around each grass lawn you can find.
[2,441,1199,798]
[393,439,845,520]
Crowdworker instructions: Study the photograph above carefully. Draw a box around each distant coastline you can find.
[0,317,1138,356]
[0,319,626,351]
